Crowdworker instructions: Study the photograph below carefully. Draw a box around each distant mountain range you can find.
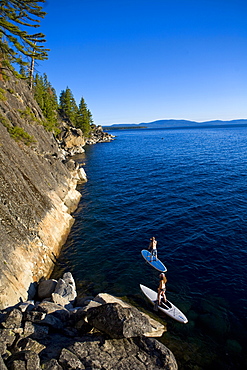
[103,119,247,129]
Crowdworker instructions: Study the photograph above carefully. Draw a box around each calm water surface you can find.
[52,127,247,369]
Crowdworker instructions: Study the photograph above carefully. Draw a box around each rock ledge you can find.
[0,272,177,370]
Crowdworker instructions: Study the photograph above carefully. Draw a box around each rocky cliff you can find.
[0,74,89,309]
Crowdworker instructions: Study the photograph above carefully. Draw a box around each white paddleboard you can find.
[140,284,188,324]
[141,249,167,272]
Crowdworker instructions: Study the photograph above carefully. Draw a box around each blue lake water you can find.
[52,127,247,369]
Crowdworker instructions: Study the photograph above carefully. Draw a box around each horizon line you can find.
[102,118,247,126]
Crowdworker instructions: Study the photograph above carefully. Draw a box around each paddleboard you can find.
[140,284,188,324]
[141,249,167,272]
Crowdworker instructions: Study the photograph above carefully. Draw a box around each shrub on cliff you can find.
[0,112,36,146]
[8,125,36,146]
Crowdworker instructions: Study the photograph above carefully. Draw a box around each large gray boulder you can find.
[40,314,64,330]
[42,359,63,370]
[53,272,77,305]
[24,311,46,323]
[0,309,22,330]
[35,301,69,322]
[15,338,46,354]
[37,279,57,300]
[0,329,16,355]
[67,336,178,370]
[51,293,73,310]
[59,348,85,369]
[6,350,41,370]
[30,324,49,341]
[58,127,85,156]
[93,293,165,337]
[86,303,153,339]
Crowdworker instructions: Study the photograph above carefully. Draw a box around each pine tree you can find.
[59,87,78,125]
[75,97,93,136]
[42,73,58,125]
[0,0,49,77]
[33,73,44,109]
[33,73,58,131]
[19,65,27,78]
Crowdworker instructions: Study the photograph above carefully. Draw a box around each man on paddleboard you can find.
[148,236,157,261]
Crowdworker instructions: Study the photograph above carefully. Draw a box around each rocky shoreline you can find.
[0,272,178,369]
[0,71,115,309]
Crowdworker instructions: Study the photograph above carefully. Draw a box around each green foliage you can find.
[33,73,60,133]
[0,0,49,76]
[6,87,14,94]
[41,120,60,135]
[0,112,10,126]
[9,125,36,145]
[59,88,94,136]
[18,107,37,122]
[59,87,78,125]
[19,65,27,78]
[0,114,36,146]
[75,97,93,137]
[0,88,7,101]
[35,80,95,137]
[34,73,43,105]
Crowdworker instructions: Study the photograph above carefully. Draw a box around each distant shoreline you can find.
[103,123,247,131]
[103,126,146,130]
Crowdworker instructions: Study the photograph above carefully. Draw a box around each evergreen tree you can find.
[42,73,58,124]
[0,0,49,76]
[75,97,93,136]
[33,73,58,131]
[19,65,27,78]
[59,87,78,125]
[33,73,44,108]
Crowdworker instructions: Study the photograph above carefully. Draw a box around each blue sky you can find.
[38,0,247,125]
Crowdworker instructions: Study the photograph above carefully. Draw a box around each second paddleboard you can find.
[141,249,167,272]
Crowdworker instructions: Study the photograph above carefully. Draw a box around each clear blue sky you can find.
[38,0,247,125]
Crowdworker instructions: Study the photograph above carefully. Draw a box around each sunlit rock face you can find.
[0,74,86,309]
